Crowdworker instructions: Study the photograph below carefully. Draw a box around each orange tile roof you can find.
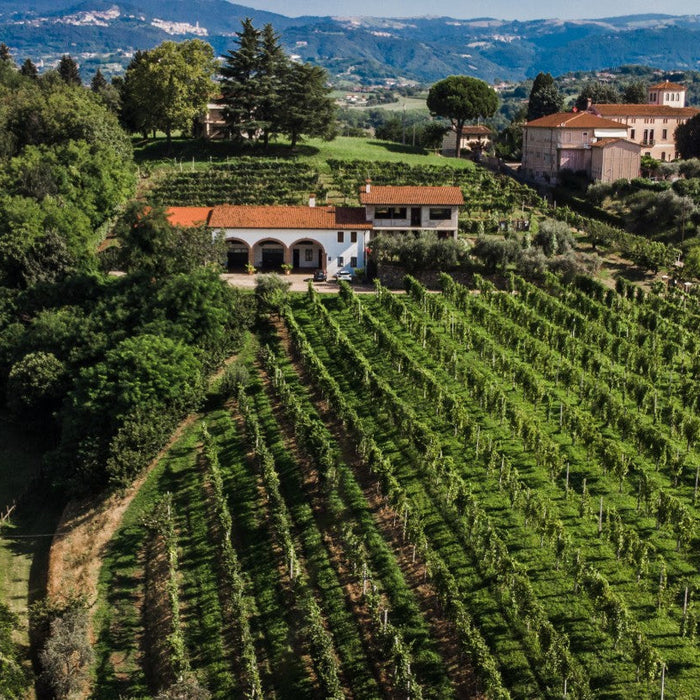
[590,137,640,149]
[359,185,464,206]
[166,207,212,227]
[649,81,686,91]
[525,112,628,129]
[459,125,492,135]
[208,205,371,230]
[595,104,699,118]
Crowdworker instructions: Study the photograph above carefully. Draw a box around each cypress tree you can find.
[58,54,81,86]
[526,72,562,122]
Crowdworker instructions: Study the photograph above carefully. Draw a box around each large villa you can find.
[167,183,464,276]
[521,81,699,185]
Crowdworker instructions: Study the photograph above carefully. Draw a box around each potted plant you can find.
[245,263,256,275]
[281,263,293,275]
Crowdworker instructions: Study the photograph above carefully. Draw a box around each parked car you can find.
[335,271,353,283]
[313,269,327,282]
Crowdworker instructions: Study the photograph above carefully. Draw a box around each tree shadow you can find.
[367,140,428,156]
[132,137,320,163]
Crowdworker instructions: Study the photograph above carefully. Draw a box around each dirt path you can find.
[273,319,483,699]
[45,415,197,609]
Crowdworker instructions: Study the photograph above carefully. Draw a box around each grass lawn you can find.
[0,418,63,649]
[133,135,474,175]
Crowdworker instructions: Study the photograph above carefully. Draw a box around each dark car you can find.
[313,269,327,282]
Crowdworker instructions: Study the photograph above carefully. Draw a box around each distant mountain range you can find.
[2,1,700,83]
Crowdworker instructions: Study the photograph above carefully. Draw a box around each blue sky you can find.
[242,0,700,20]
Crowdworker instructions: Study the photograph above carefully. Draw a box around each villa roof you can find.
[208,205,371,230]
[458,124,492,135]
[594,104,699,118]
[589,137,640,150]
[359,185,464,206]
[649,81,686,91]
[525,112,627,130]
[166,207,212,227]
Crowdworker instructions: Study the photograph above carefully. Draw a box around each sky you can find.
[241,0,700,20]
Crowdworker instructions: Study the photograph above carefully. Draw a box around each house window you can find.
[630,118,636,123]
[429,208,452,220]
[337,231,344,243]
[350,256,357,267]
[374,207,406,219]
[630,129,636,140]
[350,231,357,243]
[337,256,344,267]
[661,152,666,161]
[304,249,313,262]
[649,129,654,142]
[662,129,667,140]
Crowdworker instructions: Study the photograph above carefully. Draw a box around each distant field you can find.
[339,96,429,112]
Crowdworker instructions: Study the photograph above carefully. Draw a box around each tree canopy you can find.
[574,82,620,110]
[527,72,563,122]
[426,76,498,158]
[220,19,336,148]
[57,55,82,86]
[676,113,700,160]
[120,40,217,143]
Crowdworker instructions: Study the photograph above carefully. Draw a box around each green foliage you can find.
[120,40,217,142]
[220,20,337,148]
[255,273,290,317]
[6,350,66,420]
[676,112,700,160]
[0,602,31,699]
[114,203,226,276]
[427,76,498,158]
[148,159,322,207]
[370,231,469,272]
[527,72,563,121]
[574,81,620,110]
[57,54,81,86]
[622,80,647,104]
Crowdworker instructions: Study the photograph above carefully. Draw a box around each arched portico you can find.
[225,238,251,270]
[253,238,289,269]
[289,238,326,271]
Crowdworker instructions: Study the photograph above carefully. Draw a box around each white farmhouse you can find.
[166,184,464,275]
[359,183,463,239]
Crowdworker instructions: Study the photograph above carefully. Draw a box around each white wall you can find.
[217,227,367,275]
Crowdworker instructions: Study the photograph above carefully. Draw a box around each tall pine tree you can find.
[220,18,264,141]
[58,54,81,86]
[279,63,337,148]
[220,18,337,149]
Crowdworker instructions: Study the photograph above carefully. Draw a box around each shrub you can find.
[38,604,92,700]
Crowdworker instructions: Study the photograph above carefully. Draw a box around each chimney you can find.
[309,193,316,207]
[586,98,592,111]
[365,179,371,194]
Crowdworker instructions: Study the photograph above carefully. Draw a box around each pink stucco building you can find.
[522,81,699,183]
[521,112,641,185]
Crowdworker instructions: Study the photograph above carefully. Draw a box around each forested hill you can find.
[3,1,700,83]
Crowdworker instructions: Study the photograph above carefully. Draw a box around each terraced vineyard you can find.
[95,275,700,699]
[147,159,323,206]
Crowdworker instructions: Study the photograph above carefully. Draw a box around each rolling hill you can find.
[2,1,700,83]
